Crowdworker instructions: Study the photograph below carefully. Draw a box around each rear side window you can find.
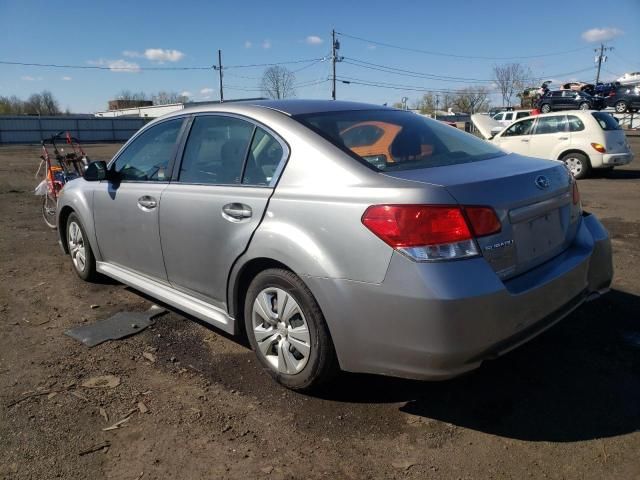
[567,116,585,132]
[242,127,284,186]
[516,111,530,119]
[342,124,384,148]
[504,112,514,121]
[179,116,254,185]
[294,109,504,171]
[591,112,620,131]
[534,116,567,134]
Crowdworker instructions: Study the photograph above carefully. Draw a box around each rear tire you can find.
[615,101,628,113]
[244,268,339,391]
[561,152,591,180]
[540,103,551,113]
[42,194,57,229]
[66,213,98,282]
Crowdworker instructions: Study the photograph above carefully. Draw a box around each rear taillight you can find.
[591,142,606,153]
[361,205,500,261]
[608,91,616,97]
[572,180,580,205]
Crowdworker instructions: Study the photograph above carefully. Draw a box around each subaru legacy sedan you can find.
[57,100,613,391]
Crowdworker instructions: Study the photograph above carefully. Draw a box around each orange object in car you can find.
[340,121,433,163]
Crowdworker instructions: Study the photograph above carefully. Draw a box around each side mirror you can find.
[84,161,108,181]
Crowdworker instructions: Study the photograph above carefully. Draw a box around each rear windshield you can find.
[293,109,504,171]
[592,112,620,131]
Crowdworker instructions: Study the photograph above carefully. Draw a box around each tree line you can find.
[0,91,63,115]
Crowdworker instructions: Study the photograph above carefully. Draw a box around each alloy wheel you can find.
[615,101,627,113]
[67,221,87,273]
[251,287,311,375]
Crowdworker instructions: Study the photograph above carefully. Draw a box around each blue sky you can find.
[1,0,639,112]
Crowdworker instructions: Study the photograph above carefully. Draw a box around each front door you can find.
[93,117,185,281]
[159,115,287,309]
[494,117,536,155]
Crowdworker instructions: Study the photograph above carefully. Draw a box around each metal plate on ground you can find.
[65,305,167,347]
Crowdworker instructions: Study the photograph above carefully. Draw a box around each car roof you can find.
[180,99,390,117]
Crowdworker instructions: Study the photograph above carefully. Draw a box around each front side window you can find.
[112,118,183,181]
[502,118,535,137]
[179,116,254,185]
[534,116,567,135]
[504,112,514,121]
[294,109,504,171]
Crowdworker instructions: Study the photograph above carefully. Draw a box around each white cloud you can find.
[200,87,214,95]
[367,44,377,50]
[88,58,141,73]
[180,90,192,98]
[244,40,252,49]
[144,48,184,62]
[581,27,623,42]
[201,95,211,100]
[305,35,323,45]
[61,76,72,81]
[122,50,142,58]
[262,40,272,49]
[21,75,42,81]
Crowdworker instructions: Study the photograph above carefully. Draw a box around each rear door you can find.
[527,115,570,159]
[159,114,288,309]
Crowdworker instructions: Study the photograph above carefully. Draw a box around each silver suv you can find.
[57,100,613,390]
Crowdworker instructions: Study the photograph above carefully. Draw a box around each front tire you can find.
[614,101,628,113]
[578,102,590,110]
[66,213,98,281]
[540,103,551,113]
[244,268,339,391]
[561,152,591,180]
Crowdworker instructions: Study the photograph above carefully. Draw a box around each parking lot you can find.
[1,138,639,479]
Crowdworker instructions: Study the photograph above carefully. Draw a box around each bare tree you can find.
[0,95,26,114]
[116,90,149,101]
[261,66,296,99]
[493,63,532,107]
[452,86,491,114]
[152,91,189,105]
[24,91,61,115]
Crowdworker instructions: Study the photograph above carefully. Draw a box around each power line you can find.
[336,31,591,60]
[0,60,212,70]
[223,58,325,69]
[336,75,493,94]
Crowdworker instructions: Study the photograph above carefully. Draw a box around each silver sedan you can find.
[56,100,613,390]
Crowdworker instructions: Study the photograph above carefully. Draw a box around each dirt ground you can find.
[1,139,639,480]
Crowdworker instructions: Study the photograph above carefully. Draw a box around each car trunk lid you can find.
[384,154,582,280]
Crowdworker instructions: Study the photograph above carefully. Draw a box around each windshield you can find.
[293,109,504,171]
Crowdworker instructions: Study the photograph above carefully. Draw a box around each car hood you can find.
[471,113,503,140]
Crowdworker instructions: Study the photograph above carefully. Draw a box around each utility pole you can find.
[217,49,224,103]
[435,94,440,120]
[594,43,612,85]
[331,30,343,100]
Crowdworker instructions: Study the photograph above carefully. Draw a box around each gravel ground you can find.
[1,139,639,480]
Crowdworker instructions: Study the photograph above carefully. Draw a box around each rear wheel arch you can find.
[229,257,295,332]
[557,148,589,162]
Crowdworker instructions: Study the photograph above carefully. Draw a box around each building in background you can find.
[95,98,266,118]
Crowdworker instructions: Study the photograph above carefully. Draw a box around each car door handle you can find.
[137,196,157,210]
[521,139,529,142]
[557,136,569,140]
[222,203,252,221]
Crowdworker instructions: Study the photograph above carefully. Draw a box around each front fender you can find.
[56,179,100,260]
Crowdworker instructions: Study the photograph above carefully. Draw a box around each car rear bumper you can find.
[305,212,612,380]
[602,152,634,166]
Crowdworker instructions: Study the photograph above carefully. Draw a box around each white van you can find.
[472,111,634,179]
